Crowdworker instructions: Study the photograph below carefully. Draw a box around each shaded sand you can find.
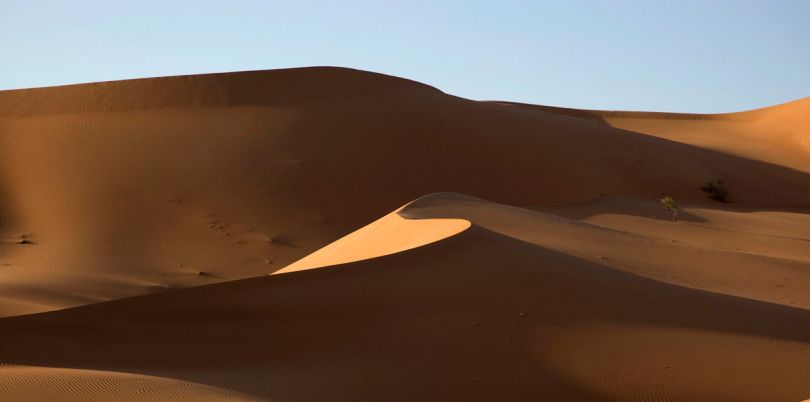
[0,365,261,401]
[402,193,810,309]
[2,67,810,316]
[1,193,809,401]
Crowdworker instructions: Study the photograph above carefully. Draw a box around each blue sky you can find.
[2,0,809,112]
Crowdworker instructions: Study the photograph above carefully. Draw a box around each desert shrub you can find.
[702,179,728,202]
[660,195,679,222]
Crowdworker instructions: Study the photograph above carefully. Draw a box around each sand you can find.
[0,365,261,401]
[274,203,470,274]
[0,67,809,401]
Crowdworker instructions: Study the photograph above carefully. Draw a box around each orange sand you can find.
[1,67,809,401]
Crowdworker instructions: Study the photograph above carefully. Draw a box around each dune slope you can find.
[2,68,810,316]
[500,97,810,175]
[1,193,809,401]
[282,192,810,309]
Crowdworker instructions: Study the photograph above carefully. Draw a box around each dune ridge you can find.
[6,66,809,316]
[275,199,470,274]
[1,67,810,401]
[1,193,809,401]
[281,192,810,309]
[496,96,810,174]
[0,67,440,118]
[494,96,810,121]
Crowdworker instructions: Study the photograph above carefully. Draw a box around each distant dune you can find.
[1,67,809,401]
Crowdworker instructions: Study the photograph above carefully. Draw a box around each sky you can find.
[2,0,809,112]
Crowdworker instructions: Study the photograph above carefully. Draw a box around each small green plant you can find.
[702,179,728,202]
[660,195,679,222]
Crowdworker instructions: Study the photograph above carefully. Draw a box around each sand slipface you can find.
[1,67,810,401]
[274,200,471,274]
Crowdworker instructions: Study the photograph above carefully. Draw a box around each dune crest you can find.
[0,67,440,117]
[281,192,810,309]
[275,197,470,274]
[1,192,809,401]
[506,96,810,173]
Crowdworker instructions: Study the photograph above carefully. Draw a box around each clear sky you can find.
[2,0,809,112]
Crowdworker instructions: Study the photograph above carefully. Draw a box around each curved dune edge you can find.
[280,191,810,309]
[495,97,810,174]
[493,96,810,122]
[274,204,471,275]
[0,365,262,402]
[2,193,810,400]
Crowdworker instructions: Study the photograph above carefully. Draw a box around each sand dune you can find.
[1,193,809,401]
[599,98,810,175]
[2,67,809,316]
[497,96,810,175]
[1,67,809,400]
[281,192,810,309]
